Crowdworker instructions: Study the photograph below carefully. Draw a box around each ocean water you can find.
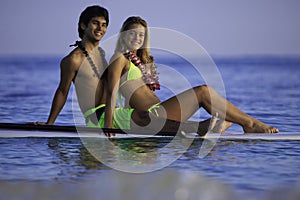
[0,55,300,200]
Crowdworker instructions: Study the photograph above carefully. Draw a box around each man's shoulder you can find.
[60,48,85,69]
[98,47,106,56]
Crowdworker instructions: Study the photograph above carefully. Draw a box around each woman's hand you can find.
[104,129,116,137]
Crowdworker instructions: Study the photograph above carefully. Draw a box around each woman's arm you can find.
[104,54,127,129]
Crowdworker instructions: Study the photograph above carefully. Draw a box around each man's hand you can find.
[26,121,47,125]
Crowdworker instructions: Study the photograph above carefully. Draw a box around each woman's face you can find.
[123,23,146,51]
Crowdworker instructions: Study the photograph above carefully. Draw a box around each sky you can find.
[0,0,299,56]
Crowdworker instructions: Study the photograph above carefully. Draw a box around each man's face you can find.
[83,16,107,42]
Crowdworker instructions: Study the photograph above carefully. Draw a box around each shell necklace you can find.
[70,41,104,80]
[124,51,160,91]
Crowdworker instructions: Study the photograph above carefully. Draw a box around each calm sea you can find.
[0,55,300,200]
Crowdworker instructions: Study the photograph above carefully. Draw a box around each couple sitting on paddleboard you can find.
[37,5,278,136]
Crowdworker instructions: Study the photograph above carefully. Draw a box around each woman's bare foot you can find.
[207,113,232,134]
[243,119,279,133]
[196,113,232,135]
[211,120,233,133]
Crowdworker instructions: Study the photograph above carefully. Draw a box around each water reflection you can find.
[47,138,110,178]
[80,136,196,173]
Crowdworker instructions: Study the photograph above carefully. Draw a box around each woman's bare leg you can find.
[158,85,278,133]
[130,110,231,136]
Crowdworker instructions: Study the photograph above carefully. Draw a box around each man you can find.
[44,5,109,126]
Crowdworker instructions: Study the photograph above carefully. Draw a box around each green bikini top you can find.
[127,61,143,80]
[118,61,143,108]
[120,61,143,88]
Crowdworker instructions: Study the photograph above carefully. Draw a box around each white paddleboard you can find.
[0,129,299,140]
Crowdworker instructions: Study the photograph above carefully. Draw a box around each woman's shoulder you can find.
[109,52,129,65]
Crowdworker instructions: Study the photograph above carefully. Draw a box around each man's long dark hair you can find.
[78,5,109,39]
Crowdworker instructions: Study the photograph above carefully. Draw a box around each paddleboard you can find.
[0,123,176,137]
[184,132,300,140]
[0,123,299,140]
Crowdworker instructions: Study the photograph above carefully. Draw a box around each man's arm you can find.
[46,56,78,124]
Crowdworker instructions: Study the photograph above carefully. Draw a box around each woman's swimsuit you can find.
[119,61,143,88]
[84,104,134,129]
[84,61,144,129]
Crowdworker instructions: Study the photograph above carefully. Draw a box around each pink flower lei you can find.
[124,51,160,91]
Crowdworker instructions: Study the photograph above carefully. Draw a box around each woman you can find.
[104,16,278,134]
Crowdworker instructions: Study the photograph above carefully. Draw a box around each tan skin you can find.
[32,15,220,137]
[31,15,216,137]
[33,16,108,125]
[105,23,279,134]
